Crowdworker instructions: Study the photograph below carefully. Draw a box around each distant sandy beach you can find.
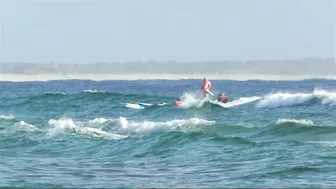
[0,73,335,82]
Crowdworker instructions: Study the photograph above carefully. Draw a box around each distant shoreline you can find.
[0,73,335,82]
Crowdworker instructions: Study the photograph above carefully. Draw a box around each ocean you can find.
[1,79,336,188]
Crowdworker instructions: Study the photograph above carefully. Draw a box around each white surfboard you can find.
[125,102,167,109]
[125,103,151,109]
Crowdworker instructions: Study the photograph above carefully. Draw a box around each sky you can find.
[0,0,335,63]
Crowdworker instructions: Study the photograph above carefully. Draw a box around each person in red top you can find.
[201,77,212,98]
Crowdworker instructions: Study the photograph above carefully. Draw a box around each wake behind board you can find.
[216,96,261,108]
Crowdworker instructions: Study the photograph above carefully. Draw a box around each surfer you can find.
[217,93,229,103]
[174,98,182,105]
[201,77,212,98]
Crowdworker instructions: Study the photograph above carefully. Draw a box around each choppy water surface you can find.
[1,79,336,188]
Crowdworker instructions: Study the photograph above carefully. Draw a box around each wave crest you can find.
[257,89,336,108]
[314,89,336,106]
[48,118,127,139]
[0,114,15,120]
[118,117,215,133]
[15,121,41,132]
[276,119,314,126]
[257,92,314,108]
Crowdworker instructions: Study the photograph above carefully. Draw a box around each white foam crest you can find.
[73,126,127,139]
[48,118,126,139]
[257,92,314,108]
[276,119,314,126]
[0,114,15,120]
[15,121,41,131]
[308,141,336,147]
[44,92,66,95]
[83,90,103,93]
[85,117,127,130]
[117,116,215,133]
[88,117,109,125]
[118,116,129,128]
[314,89,336,106]
[49,118,77,129]
[179,92,208,108]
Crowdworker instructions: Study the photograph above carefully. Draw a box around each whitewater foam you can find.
[257,89,336,108]
[46,116,214,139]
[276,119,314,126]
[83,90,104,93]
[48,118,126,139]
[15,121,42,132]
[0,114,15,120]
[117,116,215,133]
[257,92,315,108]
[87,117,109,125]
[314,89,336,106]
[44,92,66,95]
[178,92,209,108]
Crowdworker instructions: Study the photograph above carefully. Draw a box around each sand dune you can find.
[1,59,335,81]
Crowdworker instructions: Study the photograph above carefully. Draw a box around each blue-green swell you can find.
[0,79,336,188]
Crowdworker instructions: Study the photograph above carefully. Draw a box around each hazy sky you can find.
[0,0,335,63]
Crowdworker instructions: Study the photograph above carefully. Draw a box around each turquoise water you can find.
[1,79,336,188]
